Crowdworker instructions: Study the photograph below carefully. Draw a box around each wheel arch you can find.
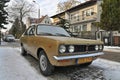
[37,48,45,58]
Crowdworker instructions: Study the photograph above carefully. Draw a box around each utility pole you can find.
[33,0,40,18]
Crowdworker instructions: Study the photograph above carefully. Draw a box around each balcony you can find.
[70,14,97,24]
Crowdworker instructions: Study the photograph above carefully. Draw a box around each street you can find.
[0,41,120,80]
[1,0,120,80]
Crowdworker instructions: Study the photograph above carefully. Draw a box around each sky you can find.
[2,0,85,32]
[27,0,85,17]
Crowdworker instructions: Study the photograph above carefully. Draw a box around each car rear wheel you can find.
[39,50,54,76]
[21,46,27,56]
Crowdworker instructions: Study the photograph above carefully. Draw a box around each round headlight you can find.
[95,45,99,50]
[59,45,66,53]
[68,45,75,53]
[99,45,103,50]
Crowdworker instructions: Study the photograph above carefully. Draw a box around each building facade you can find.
[51,0,120,46]
[26,15,52,28]
[51,0,102,38]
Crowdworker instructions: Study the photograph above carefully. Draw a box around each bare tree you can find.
[57,0,81,13]
[8,0,35,29]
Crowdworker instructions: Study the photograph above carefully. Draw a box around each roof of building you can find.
[39,15,47,23]
[51,0,97,18]
[29,15,47,24]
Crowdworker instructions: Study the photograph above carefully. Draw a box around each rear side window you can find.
[29,28,35,35]
[24,26,35,36]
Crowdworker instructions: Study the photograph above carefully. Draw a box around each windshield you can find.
[37,25,70,37]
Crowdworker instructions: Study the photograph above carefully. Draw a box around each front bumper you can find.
[53,52,104,60]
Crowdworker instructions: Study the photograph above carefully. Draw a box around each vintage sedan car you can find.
[20,24,104,76]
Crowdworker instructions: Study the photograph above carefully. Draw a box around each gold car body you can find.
[20,25,104,66]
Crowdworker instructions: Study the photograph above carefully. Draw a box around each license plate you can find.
[77,57,92,64]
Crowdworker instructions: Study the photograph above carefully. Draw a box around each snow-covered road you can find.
[0,46,120,80]
[93,59,120,80]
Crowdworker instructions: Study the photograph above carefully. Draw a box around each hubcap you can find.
[40,55,47,71]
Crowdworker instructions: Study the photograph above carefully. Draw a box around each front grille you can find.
[74,45,86,52]
[88,45,96,51]
[65,45,96,53]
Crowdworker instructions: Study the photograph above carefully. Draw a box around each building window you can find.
[77,15,80,21]
[74,16,76,20]
[82,11,86,20]
[74,26,77,32]
[82,24,87,31]
[75,25,80,32]
[45,21,47,23]
[71,12,80,22]
[71,14,73,20]
[82,8,94,18]
[80,25,83,31]
[78,26,81,32]
[86,9,91,16]
[90,8,94,15]
[70,26,74,32]
[70,25,87,32]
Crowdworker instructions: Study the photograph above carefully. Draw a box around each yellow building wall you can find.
[87,23,92,31]
[52,14,65,23]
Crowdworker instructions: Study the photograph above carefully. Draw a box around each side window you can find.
[24,26,35,36]
[24,27,31,35]
[29,27,35,35]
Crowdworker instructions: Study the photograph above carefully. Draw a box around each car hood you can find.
[41,36,103,45]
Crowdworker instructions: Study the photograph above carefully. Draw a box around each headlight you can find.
[59,45,66,53]
[99,45,103,50]
[68,45,75,53]
[95,45,99,50]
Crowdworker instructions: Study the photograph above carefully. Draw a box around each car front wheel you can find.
[39,50,54,76]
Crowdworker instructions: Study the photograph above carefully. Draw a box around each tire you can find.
[21,46,27,56]
[39,50,54,76]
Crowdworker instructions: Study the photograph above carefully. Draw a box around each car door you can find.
[26,26,36,55]
[22,27,32,51]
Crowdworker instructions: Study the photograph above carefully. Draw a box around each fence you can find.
[113,36,120,46]
[71,31,120,46]
[72,31,96,40]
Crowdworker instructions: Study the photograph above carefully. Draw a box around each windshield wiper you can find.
[55,33,70,37]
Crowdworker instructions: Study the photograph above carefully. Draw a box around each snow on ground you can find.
[0,47,47,80]
[104,46,120,52]
[0,41,8,45]
[93,58,120,80]
[0,44,120,80]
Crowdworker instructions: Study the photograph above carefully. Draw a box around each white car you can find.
[4,35,15,42]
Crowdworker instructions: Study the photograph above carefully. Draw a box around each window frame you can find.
[24,26,35,36]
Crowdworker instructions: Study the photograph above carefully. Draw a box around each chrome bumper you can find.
[53,52,104,60]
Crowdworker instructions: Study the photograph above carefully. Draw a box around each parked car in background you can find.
[20,24,104,76]
[3,35,15,42]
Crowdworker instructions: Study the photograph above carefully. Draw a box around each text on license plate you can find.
[77,57,92,64]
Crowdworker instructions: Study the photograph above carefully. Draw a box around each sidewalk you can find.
[104,46,120,52]
[0,46,47,80]
[0,41,20,47]
[0,41,8,46]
